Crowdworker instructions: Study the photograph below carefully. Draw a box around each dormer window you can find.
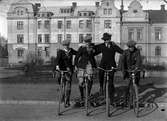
[133,9,138,13]
[84,13,87,16]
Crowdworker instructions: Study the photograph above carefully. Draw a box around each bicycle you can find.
[56,70,71,116]
[125,68,141,117]
[98,66,117,117]
[77,68,93,116]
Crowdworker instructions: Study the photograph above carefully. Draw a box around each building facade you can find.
[7,0,167,65]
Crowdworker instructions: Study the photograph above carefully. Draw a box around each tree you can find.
[0,36,8,58]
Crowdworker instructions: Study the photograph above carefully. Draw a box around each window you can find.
[155,28,162,41]
[79,34,84,43]
[128,28,134,41]
[66,34,71,41]
[17,21,24,30]
[44,20,50,29]
[108,9,112,14]
[84,13,87,16]
[20,10,23,15]
[45,47,50,57]
[38,21,42,29]
[79,20,84,29]
[17,10,20,15]
[38,47,42,57]
[17,34,24,44]
[106,2,109,6]
[58,34,62,43]
[155,46,161,56]
[17,49,24,58]
[104,20,111,28]
[104,8,107,14]
[86,20,92,28]
[58,21,62,29]
[137,28,143,41]
[66,20,71,29]
[79,12,82,16]
[45,34,50,43]
[38,34,42,43]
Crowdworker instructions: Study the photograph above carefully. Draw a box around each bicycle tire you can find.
[106,80,110,117]
[133,84,139,117]
[85,77,89,116]
[58,78,63,115]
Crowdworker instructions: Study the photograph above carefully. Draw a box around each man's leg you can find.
[77,69,84,101]
[108,71,115,105]
[65,73,72,107]
[99,70,104,94]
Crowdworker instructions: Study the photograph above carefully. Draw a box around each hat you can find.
[126,40,136,47]
[84,35,92,43]
[61,39,70,46]
[101,33,112,40]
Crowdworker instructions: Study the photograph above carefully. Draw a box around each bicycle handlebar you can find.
[97,67,117,72]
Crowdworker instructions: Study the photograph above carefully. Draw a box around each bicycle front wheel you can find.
[85,78,89,116]
[106,80,110,117]
[132,84,139,117]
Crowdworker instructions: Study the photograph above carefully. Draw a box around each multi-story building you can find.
[122,0,167,65]
[7,0,167,65]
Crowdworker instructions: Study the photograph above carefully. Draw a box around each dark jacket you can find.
[54,48,77,71]
[120,47,142,79]
[74,46,97,69]
[95,42,123,69]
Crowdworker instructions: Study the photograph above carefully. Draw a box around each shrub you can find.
[143,63,166,71]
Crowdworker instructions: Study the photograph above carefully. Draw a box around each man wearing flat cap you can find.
[120,40,142,85]
[120,40,142,105]
[94,32,123,105]
[54,39,77,108]
[74,35,96,102]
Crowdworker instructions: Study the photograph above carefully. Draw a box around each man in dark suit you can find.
[54,39,77,108]
[74,35,97,101]
[95,33,123,105]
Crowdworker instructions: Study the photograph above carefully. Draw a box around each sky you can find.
[0,0,166,38]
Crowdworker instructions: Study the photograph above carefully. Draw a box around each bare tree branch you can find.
[164,0,167,3]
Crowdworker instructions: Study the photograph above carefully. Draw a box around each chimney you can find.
[161,4,165,11]
[95,2,99,7]
[72,2,77,8]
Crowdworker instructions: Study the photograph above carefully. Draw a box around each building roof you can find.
[149,10,167,23]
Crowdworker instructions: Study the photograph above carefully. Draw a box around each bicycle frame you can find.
[98,67,117,117]
[127,69,140,117]
[57,70,69,116]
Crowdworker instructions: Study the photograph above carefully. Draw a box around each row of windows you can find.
[128,27,162,41]
[38,20,50,29]
[17,34,50,44]
[103,8,112,15]
[60,9,72,13]
[16,46,161,58]
[128,28,143,41]
[17,47,50,58]
[78,12,93,17]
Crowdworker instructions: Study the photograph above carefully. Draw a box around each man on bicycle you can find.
[74,35,97,102]
[53,39,77,108]
[120,40,142,86]
[94,33,123,105]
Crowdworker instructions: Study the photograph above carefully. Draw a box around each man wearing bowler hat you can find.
[53,39,77,108]
[95,33,123,105]
[74,35,97,102]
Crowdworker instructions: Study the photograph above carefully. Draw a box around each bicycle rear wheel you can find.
[132,84,139,117]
